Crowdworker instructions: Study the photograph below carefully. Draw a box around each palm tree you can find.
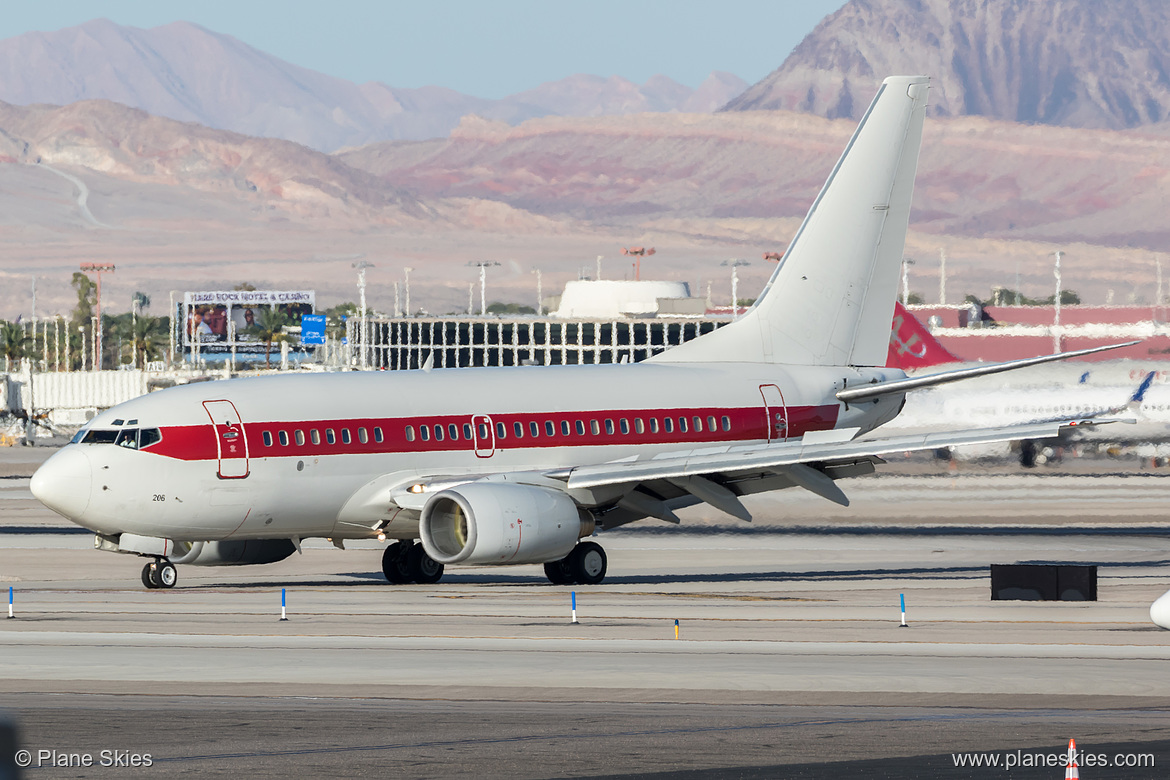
[254,307,291,367]
[129,316,165,368]
[0,320,31,372]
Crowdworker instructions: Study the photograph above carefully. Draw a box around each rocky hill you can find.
[0,19,746,151]
[727,0,1170,130]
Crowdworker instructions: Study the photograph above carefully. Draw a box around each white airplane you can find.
[29,77,1127,589]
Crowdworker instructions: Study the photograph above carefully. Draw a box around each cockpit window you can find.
[80,428,161,449]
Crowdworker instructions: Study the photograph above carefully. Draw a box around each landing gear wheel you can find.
[406,543,444,584]
[155,561,177,589]
[141,563,159,589]
[567,541,607,585]
[544,559,574,585]
[381,541,412,584]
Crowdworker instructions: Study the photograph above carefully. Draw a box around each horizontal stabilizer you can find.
[837,342,1139,403]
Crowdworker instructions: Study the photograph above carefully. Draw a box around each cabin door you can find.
[759,384,789,443]
[203,400,250,479]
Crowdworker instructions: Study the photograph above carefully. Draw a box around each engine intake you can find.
[420,483,592,566]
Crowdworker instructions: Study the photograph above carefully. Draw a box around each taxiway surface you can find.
[1,446,1168,777]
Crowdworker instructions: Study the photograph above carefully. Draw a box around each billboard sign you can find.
[300,314,326,345]
[181,291,316,354]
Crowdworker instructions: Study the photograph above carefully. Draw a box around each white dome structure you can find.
[552,280,692,319]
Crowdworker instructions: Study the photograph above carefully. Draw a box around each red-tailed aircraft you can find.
[30,77,1127,589]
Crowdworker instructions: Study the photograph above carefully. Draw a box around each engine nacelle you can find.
[419,483,592,566]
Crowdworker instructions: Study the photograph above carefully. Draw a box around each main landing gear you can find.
[544,541,607,586]
[141,558,177,589]
[382,540,444,584]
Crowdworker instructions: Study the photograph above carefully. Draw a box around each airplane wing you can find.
[545,418,1105,525]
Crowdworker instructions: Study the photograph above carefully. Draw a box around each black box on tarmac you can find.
[990,564,1098,601]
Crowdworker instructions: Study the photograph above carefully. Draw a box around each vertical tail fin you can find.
[651,76,930,366]
[887,302,961,369]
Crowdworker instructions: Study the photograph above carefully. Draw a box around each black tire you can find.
[156,561,178,589]
[568,541,607,585]
[381,542,412,584]
[407,544,444,584]
[544,559,574,585]
[141,563,159,589]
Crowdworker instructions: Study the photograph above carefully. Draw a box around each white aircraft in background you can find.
[30,76,1127,589]
[885,306,1162,464]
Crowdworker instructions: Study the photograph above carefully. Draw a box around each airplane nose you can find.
[30,447,92,520]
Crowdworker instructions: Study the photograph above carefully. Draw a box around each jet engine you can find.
[167,539,298,566]
[419,483,593,566]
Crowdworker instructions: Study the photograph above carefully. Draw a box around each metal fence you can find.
[346,317,728,371]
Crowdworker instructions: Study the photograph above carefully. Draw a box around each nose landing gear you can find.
[141,559,177,589]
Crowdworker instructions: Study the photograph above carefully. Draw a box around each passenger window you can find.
[434,425,444,442]
[561,420,570,436]
[405,426,415,442]
[479,423,490,439]
[263,431,273,447]
[139,428,162,449]
[634,418,644,434]
[721,415,731,432]
[279,431,289,446]
[663,418,673,433]
[341,429,352,444]
[680,417,689,433]
[514,421,524,438]
[590,420,600,435]
[545,421,555,437]
[529,421,540,437]
[462,423,472,440]
[326,429,336,444]
[448,423,458,440]
[310,429,321,445]
[693,416,702,432]
[374,427,383,443]
[650,418,659,434]
[420,426,430,442]
[619,419,629,434]
[575,420,585,436]
[358,427,368,444]
[496,422,506,439]
[295,430,305,446]
[707,416,716,432]
[605,419,615,435]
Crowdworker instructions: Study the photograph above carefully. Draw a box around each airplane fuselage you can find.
[37,361,905,543]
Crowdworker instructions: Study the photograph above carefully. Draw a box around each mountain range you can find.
[0,19,747,152]
[727,0,1170,130]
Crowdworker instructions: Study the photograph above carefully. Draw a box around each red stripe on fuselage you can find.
[146,404,840,462]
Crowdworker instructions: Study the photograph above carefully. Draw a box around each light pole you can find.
[596,255,603,281]
[900,258,915,305]
[532,268,543,315]
[80,263,114,370]
[353,260,374,369]
[403,267,414,318]
[1053,250,1064,353]
[468,261,500,316]
[721,259,750,319]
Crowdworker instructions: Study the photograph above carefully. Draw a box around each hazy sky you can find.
[0,1,848,97]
